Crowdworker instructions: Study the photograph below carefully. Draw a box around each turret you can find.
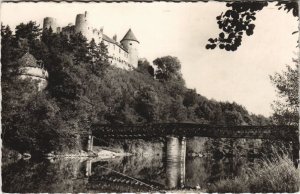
[43,17,58,33]
[18,52,48,91]
[121,29,139,68]
[75,11,90,38]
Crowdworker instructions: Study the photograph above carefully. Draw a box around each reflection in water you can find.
[2,158,88,193]
[166,136,181,189]
[165,136,186,189]
[2,137,263,193]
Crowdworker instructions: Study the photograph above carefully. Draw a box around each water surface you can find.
[2,139,260,193]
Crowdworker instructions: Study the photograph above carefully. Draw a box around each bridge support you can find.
[180,136,186,188]
[85,160,92,177]
[292,140,299,168]
[86,135,94,152]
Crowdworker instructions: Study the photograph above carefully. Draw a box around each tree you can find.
[183,89,199,107]
[135,85,159,122]
[137,58,155,77]
[14,21,48,60]
[270,59,299,125]
[15,21,42,44]
[206,1,298,51]
[87,39,110,75]
[69,32,89,64]
[153,56,183,82]
[1,22,112,154]
[169,96,188,122]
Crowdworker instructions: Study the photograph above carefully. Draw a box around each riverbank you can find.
[2,146,131,165]
[207,154,299,192]
[44,146,131,159]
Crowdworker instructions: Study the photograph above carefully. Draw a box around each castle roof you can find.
[103,34,129,52]
[18,52,39,68]
[103,34,117,44]
[121,29,139,43]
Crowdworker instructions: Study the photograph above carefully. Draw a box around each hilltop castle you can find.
[43,11,139,69]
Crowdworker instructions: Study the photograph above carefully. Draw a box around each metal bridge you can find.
[86,123,299,167]
[91,123,298,141]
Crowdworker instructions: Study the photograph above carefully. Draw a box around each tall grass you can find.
[208,153,300,193]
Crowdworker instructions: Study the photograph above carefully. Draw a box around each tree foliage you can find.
[153,56,184,82]
[137,58,155,77]
[270,59,299,125]
[206,1,298,51]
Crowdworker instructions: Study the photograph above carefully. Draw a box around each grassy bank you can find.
[208,154,299,193]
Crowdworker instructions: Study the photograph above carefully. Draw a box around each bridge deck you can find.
[91,123,299,141]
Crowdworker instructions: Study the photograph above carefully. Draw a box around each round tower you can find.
[75,11,90,39]
[43,17,58,33]
[18,52,48,91]
[121,29,139,68]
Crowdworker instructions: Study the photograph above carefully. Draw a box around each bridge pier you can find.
[292,140,299,168]
[85,160,92,177]
[180,136,186,188]
[86,135,94,152]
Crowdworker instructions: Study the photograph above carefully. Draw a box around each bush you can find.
[208,154,300,193]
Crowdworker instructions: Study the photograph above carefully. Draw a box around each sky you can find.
[1,2,298,117]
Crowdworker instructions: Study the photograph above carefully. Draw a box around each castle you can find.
[43,11,140,69]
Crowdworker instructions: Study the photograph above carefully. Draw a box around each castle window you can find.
[130,43,132,45]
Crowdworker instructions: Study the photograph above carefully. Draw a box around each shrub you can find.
[208,154,300,193]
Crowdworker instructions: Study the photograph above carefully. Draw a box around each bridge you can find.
[78,124,299,190]
[83,123,299,167]
[91,123,298,141]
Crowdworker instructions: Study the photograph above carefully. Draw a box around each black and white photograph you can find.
[1,0,299,193]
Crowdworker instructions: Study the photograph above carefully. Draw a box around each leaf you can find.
[225,44,231,51]
[211,44,217,49]
[228,33,235,39]
[248,24,255,30]
[208,38,215,43]
[225,10,232,17]
[246,29,253,36]
[219,32,225,39]
[231,11,239,19]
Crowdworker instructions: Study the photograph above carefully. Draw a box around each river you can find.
[1,137,278,192]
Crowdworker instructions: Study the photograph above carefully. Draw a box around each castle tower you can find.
[43,17,58,33]
[75,11,91,39]
[18,52,48,91]
[121,29,139,68]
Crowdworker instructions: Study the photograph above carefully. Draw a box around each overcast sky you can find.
[1,2,298,116]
